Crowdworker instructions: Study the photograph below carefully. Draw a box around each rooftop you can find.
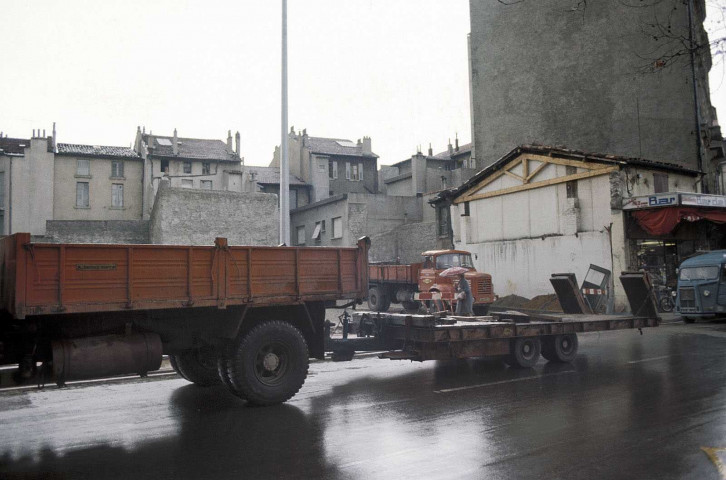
[58,143,140,159]
[144,134,240,162]
[244,166,308,186]
[0,137,29,155]
[306,136,378,158]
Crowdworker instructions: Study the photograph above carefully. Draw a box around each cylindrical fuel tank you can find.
[51,333,162,385]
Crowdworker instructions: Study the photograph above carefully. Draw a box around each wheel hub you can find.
[262,352,280,372]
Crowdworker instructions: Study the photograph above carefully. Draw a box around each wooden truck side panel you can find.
[1,234,368,319]
[369,263,422,285]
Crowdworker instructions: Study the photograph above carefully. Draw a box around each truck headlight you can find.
[671,291,677,297]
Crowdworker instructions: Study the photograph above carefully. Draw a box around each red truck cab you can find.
[419,250,494,311]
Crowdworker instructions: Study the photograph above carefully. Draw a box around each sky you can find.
[0,0,471,167]
[2,1,726,168]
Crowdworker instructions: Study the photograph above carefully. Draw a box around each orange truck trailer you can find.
[367,249,495,314]
[0,233,369,405]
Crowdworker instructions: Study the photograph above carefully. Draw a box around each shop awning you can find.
[631,207,726,235]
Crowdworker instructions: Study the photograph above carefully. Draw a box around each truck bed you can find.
[0,233,368,319]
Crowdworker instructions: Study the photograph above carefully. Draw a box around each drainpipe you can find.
[687,0,706,191]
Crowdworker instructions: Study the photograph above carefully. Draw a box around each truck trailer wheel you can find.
[169,354,188,380]
[217,345,242,396]
[173,347,222,387]
[227,321,309,406]
[505,337,541,368]
[368,287,390,312]
[541,334,578,363]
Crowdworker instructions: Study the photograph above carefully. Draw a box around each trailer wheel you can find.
[169,354,188,380]
[227,321,309,406]
[506,337,541,368]
[174,347,222,387]
[216,344,241,395]
[368,287,389,312]
[541,334,578,363]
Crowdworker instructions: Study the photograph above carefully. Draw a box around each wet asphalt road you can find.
[2,320,726,479]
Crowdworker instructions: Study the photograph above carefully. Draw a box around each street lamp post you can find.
[280,0,291,245]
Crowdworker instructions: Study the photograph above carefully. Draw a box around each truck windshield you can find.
[436,254,474,269]
[678,266,720,281]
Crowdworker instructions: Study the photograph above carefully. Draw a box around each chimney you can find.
[52,122,57,152]
[448,138,453,155]
[428,143,433,157]
[455,133,459,152]
[235,131,241,155]
[227,130,233,152]
[172,128,179,155]
[362,136,372,155]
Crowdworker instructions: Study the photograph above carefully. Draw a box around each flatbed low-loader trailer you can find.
[0,233,370,405]
[328,272,660,367]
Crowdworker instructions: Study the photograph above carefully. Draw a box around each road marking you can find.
[702,447,726,479]
[433,370,576,394]
[627,355,674,364]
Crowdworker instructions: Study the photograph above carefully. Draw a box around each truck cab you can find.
[676,250,726,322]
[419,250,494,313]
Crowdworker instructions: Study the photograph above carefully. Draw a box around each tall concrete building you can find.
[469,0,721,190]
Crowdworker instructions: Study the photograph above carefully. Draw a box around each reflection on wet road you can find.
[2,322,726,479]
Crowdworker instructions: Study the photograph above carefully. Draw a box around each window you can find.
[312,220,326,242]
[76,182,89,207]
[296,225,306,246]
[111,160,124,178]
[679,266,720,281]
[290,189,298,209]
[351,164,358,181]
[345,162,351,180]
[202,162,211,175]
[329,161,338,179]
[201,180,213,190]
[183,162,192,174]
[437,206,449,237]
[358,162,363,181]
[435,253,474,269]
[654,173,668,193]
[181,179,193,188]
[566,166,578,199]
[112,184,124,207]
[462,201,470,217]
[332,216,343,239]
[76,159,90,176]
[161,160,169,173]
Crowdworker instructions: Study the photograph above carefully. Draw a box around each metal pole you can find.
[280,0,291,245]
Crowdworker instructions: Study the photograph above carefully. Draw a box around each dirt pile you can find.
[492,294,530,309]
[524,294,563,312]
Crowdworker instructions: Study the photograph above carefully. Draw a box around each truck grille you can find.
[679,287,696,311]
[476,279,493,295]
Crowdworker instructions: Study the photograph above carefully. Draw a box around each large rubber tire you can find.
[659,296,674,313]
[368,286,389,312]
[227,321,309,406]
[683,316,696,324]
[174,347,222,387]
[169,354,188,380]
[541,334,579,363]
[506,337,541,368]
[217,344,240,395]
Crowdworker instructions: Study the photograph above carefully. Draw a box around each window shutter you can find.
[358,163,363,181]
[345,162,351,180]
[333,162,338,179]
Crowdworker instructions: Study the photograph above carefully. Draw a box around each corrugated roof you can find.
[144,134,240,162]
[306,136,378,158]
[58,143,140,158]
[246,166,308,186]
[0,137,29,155]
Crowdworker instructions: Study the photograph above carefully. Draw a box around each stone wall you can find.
[369,221,437,264]
[149,183,278,246]
[45,220,150,244]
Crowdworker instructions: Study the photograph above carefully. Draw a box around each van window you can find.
[679,266,719,281]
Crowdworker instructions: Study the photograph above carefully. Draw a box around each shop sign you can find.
[680,193,726,208]
[622,193,678,210]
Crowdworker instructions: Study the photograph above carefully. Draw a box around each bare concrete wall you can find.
[369,221,437,264]
[149,184,278,246]
[469,0,712,170]
[45,220,150,244]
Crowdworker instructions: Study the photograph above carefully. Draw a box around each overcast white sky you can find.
[0,0,471,166]
[2,1,726,168]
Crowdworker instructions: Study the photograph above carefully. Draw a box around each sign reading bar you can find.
[622,193,678,210]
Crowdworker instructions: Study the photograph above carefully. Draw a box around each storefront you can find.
[624,193,726,287]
